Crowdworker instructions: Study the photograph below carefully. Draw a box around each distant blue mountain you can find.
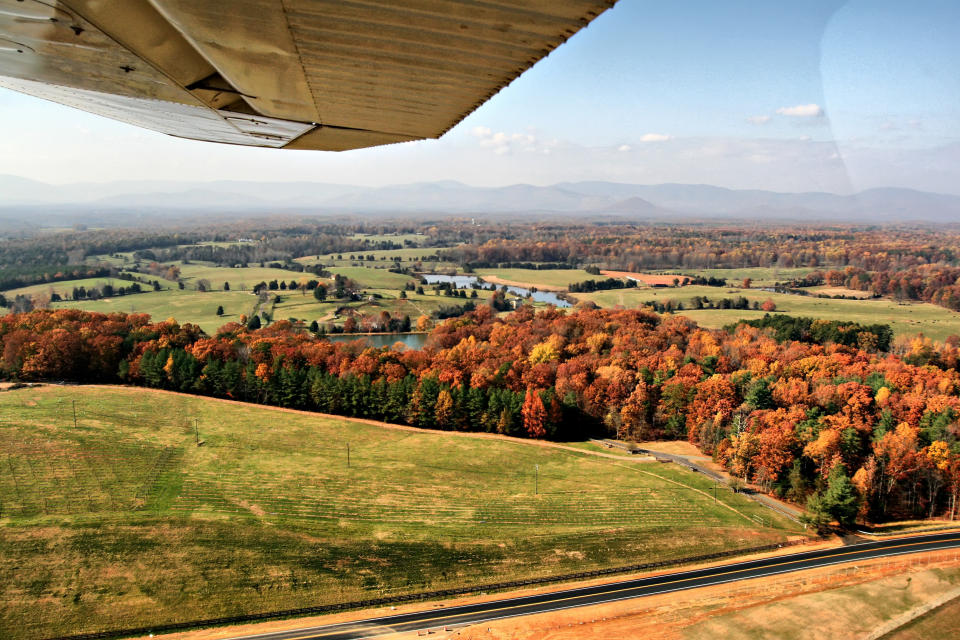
[2,175,959,222]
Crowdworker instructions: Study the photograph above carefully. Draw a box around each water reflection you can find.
[325,332,428,349]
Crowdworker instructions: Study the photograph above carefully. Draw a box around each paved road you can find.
[633,446,804,520]
[222,532,960,640]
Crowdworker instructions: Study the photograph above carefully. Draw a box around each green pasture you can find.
[0,277,151,299]
[0,385,801,639]
[574,285,960,341]
[175,262,320,291]
[325,266,418,289]
[53,289,256,333]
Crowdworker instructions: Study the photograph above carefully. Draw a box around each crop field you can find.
[474,268,599,290]
[0,386,801,639]
[573,285,960,341]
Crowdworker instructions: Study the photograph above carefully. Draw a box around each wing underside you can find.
[0,0,616,151]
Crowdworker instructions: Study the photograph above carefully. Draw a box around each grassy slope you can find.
[575,284,960,341]
[0,386,800,639]
[1,277,145,298]
[53,289,256,334]
[683,566,960,640]
[886,593,960,640]
[325,266,418,289]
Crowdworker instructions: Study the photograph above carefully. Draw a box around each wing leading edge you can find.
[0,0,616,151]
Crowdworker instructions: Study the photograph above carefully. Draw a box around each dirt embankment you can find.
[453,551,960,640]
[600,271,691,286]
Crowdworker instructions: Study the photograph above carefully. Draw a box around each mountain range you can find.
[2,174,960,225]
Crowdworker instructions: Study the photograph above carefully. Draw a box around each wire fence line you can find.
[38,538,817,640]
[1,399,756,527]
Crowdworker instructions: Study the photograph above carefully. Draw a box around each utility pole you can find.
[194,418,199,445]
[347,442,351,468]
[535,464,539,495]
[714,483,717,504]
[72,400,78,429]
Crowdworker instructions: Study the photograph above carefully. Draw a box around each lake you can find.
[421,274,571,307]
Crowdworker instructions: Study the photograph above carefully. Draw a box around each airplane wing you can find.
[0,0,616,151]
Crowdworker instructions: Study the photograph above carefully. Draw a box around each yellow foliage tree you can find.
[435,389,454,428]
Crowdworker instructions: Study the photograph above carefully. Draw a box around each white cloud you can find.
[776,104,824,117]
[617,144,632,152]
[747,115,772,125]
[639,133,672,143]
[470,126,550,155]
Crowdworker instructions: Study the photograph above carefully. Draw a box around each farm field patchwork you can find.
[296,246,449,267]
[350,232,430,245]
[273,287,495,324]
[652,267,819,286]
[0,385,801,640]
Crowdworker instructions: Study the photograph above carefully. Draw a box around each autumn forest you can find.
[3,220,960,532]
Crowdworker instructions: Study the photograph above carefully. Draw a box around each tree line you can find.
[3,305,960,526]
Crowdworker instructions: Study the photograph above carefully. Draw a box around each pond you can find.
[325,332,429,349]
[421,274,571,307]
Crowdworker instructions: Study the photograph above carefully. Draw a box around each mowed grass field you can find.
[574,284,960,341]
[53,289,256,334]
[0,386,801,639]
[175,262,321,291]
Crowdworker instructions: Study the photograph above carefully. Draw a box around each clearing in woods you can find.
[0,385,801,640]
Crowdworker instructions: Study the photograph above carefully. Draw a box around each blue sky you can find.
[0,0,957,193]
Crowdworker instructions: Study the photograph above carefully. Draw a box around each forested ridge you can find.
[2,306,960,526]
